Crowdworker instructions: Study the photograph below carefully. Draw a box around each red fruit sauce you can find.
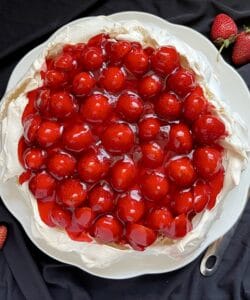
[17,34,227,250]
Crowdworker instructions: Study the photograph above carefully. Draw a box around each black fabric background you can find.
[0,1,250,299]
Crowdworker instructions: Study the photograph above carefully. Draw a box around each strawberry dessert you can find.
[0,18,248,267]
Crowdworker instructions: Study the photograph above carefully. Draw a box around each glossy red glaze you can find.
[36,121,61,148]
[99,66,125,93]
[146,207,173,234]
[151,46,180,75]
[37,200,56,227]
[57,178,87,207]
[168,214,192,238]
[126,223,156,251]
[47,152,76,178]
[141,172,169,201]
[124,48,149,76]
[193,181,210,213]
[51,206,71,228]
[166,157,196,188]
[108,40,132,64]
[77,152,110,183]
[167,123,193,154]
[138,117,160,141]
[101,123,134,154]
[116,92,143,122]
[92,215,123,243]
[18,35,226,249]
[50,92,77,119]
[193,115,226,145]
[167,68,196,97]
[207,169,225,209]
[54,53,75,71]
[183,91,208,122]
[29,171,56,199]
[80,46,104,71]
[72,72,96,96]
[141,142,164,168]
[138,74,162,98]
[74,207,95,229]
[193,146,222,179]
[62,123,93,152]
[155,92,182,121]
[117,190,145,223]
[80,94,111,123]
[88,183,114,214]
[171,189,193,215]
[23,148,46,170]
[110,158,136,192]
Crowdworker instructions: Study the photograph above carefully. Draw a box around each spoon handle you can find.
[200,223,237,276]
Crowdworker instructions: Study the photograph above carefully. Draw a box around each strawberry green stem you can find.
[243,25,250,33]
[215,35,236,62]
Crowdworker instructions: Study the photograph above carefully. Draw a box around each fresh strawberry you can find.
[232,28,250,65]
[210,13,238,53]
[0,225,7,250]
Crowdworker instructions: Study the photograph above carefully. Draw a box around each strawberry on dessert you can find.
[3,22,245,256]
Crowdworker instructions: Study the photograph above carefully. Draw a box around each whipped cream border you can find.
[0,16,249,269]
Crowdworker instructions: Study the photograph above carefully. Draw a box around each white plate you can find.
[2,11,250,279]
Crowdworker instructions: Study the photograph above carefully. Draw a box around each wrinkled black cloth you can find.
[0,1,250,299]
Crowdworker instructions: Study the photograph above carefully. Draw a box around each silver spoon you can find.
[200,222,238,276]
[200,186,250,276]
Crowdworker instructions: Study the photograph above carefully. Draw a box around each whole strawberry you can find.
[210,13,238,53]
[0,225,7,250]
[232,28,250,65]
